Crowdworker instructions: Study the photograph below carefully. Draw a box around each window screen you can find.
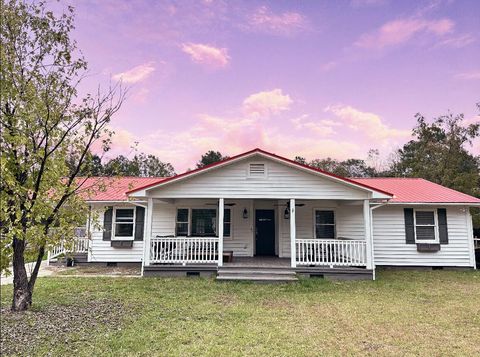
[315,210,335,239]
[176,209,189,236]
[191,209,217,236]
[114,209,134,237]
[415,211,436,241]
[224,209,231,237]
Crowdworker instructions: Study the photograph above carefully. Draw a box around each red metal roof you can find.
[77,177,166,202]
[352,178,480,204]
[126,148,394,197]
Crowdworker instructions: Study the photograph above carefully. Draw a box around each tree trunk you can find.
[11,237,32,311]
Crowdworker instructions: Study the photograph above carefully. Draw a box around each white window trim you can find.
[175,207,190,237]
[112,207,136,241]
[247,162,268,179]
[413,209,439,243]
[313,208,337,239]
[222,207,233,240]
[174,207,233,238]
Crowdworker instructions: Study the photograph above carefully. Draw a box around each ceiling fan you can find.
[205,203,236,206]
[273,201,305,207]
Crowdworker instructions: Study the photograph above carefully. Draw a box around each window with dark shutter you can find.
[414,210,437,243]
[315,210,335,239]
[113,208,135,239]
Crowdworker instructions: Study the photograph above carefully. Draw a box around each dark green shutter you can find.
[404,208,415,244]
[103,207,113,241]
[134,206,145,241]
[437,208,448,244]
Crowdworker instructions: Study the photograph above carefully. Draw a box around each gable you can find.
[135,154,377,200]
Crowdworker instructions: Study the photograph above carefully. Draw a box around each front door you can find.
[255,210,276,256]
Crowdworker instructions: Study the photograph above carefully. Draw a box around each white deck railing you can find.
[474,237,480,250]
[49,237,89,260]
[150,237,219,264]
[296,239,367,267]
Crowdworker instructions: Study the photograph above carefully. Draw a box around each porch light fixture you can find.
[284,207,290,220]
[243,208,248,219]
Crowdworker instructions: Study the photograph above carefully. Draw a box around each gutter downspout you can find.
[369,201,390,281]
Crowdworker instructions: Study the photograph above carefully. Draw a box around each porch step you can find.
[217,268,298,282]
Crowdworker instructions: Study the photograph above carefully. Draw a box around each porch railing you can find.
[296,239,367,267]
[474,237,480,250]
[150,237,219,264]
[49,237,89,260]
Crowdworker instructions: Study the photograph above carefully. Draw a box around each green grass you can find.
[2,269,480,356]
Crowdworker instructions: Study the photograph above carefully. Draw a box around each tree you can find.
[196,150,229,168]
[0,1,124,311]
[294,156,307,165]
[302,157,377,177]
[390,110,480,227]
[390,112,479,197]
[103,153,175,177]
[66,152,103,176]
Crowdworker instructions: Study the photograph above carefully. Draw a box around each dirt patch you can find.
[1,298,126,356]
[57,265,140,276]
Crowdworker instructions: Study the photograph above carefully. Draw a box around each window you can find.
[415,210,437,242]
[175,208,232,237]
[315,210,335,239]
[113,208,135,239]
[176,208,189,236]
[223,208,231,237]
[192,209,216,236]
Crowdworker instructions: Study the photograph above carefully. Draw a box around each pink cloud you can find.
[112,62,155,83]
[181,42,230,68]
[355,18,454,49]
[454,71,480,80]
[242,89,293,117]
[291,115,337,137]
[435,33,475,48]
[320,61,337,72]
[246,5,309,36]
[325,105,411,143]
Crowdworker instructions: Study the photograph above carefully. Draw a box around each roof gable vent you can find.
[249,163,266,178]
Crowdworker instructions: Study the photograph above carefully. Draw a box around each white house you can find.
[53,148,480,281]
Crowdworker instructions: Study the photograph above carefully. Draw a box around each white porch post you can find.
[363,199,374,273]
[218,198,224,267]
[143,197,153,269]
[290,198,296,268]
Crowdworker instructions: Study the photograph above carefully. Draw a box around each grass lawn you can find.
[1,269,480,356]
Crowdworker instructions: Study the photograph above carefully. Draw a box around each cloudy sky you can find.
[63,0,479,171]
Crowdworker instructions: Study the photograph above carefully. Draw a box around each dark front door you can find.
[255,210,276,256]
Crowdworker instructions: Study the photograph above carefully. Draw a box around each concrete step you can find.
[218,268,296,276]
[217,274,298,282]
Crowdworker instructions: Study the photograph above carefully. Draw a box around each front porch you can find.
[142,197,375,280]
[143,255,373,280]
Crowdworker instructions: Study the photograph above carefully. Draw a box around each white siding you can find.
[146,155,369,200]
[151,199,254,257]
[89,203,144,262]
[279,201,366,258]
[372,205,474,267]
